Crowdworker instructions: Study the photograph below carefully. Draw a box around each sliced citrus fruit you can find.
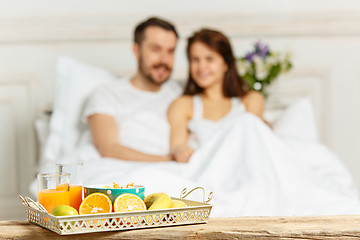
[113,193,146,212]
[113,193,146,225]
[79,192,112,215]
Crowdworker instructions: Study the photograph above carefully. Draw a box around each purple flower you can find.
[245,52,255,62]
[255,41,269,58]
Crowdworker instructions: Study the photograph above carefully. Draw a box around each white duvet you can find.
[72,111,360,217]
[32,97,360,217]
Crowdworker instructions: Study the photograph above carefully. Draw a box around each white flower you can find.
[252,55,262,65]
[264,56,278,68]
[284,52,293,61]
[271,51,280,59]
[278,52,291,64]
[237,60,251,76]
[253,82,262,91]
[253,56,268,80]
[255,66,268,81]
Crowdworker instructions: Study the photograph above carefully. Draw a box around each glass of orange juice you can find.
[56,162,83,212]
[37,172,70,213]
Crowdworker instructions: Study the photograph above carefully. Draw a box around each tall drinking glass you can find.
[56,162,83,211]
[37,172,70,213]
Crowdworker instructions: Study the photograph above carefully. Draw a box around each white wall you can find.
[1,0,360,220]
[2,0,360,16]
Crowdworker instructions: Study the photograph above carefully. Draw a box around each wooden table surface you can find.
[1,215,360,239]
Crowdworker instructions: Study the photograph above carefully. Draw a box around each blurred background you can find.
[1,0,360,220]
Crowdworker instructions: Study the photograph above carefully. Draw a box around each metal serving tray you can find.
[20,187,213,235]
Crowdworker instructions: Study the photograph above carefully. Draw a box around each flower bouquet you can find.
[236,41,292,95]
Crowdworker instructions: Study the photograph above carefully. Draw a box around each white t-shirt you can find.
[82,77,182,155]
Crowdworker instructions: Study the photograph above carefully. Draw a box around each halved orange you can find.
[113,193,146,213]
[79,192,112,215]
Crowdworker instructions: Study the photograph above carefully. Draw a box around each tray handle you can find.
[19,195,48,213]
[180,187,213,204]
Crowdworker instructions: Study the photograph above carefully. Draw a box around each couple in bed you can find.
[81,17,360,216]
[86,17,263,163]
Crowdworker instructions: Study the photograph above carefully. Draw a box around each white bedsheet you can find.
[51,111,360,217]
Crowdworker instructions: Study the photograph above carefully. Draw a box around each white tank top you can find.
[188,95,246,148]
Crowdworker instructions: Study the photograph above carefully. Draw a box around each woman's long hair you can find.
[184,29,249,97]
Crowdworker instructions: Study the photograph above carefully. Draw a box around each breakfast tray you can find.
[19,187,213,235]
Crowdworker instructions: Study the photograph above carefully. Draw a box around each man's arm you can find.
[88,114,173,162]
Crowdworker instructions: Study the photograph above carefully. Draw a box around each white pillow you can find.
[42,57,118,164]
[271,97,319,142]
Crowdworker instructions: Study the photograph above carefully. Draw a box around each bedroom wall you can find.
[1,0,360,220]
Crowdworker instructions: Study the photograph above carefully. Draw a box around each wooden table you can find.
[1,215,360,239]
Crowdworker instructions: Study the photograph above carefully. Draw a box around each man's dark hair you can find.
[134,17,178,45]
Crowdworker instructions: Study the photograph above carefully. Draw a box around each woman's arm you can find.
[88,114,173,162]
[168,96,194,163]
[242,91,266,120]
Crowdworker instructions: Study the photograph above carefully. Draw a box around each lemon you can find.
[51,205,79,216]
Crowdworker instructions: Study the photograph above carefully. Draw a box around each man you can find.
[84,17,181,162]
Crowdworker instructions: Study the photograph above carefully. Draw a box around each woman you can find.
[166,29,360,216]
[168,29,265,163]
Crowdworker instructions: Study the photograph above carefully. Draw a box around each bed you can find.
[28,56,360,218]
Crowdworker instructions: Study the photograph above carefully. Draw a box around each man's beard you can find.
[138,57,172,85]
